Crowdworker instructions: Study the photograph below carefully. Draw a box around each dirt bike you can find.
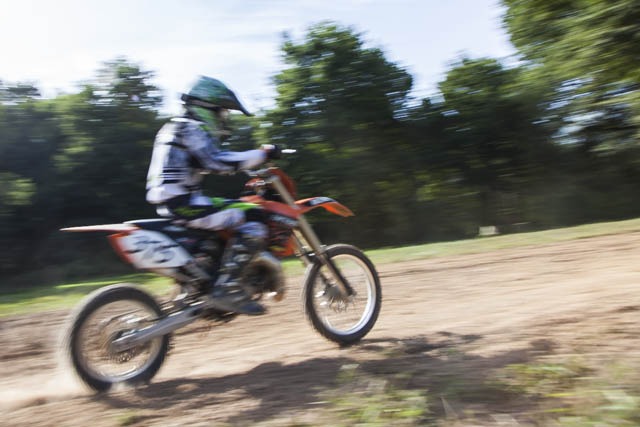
[60,161,382,392]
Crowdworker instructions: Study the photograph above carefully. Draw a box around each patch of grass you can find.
[0,274,174,317]
[314,339,640,426]
[323,364,431,426]
[116,410,147,426]
[499,360,593,397]
[494,358,640,425]
[555,388,640,426]
[366,217,640,265]
[437,375,516,406]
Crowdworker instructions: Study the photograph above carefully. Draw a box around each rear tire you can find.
[63,284,170,392]
[303,244,381,346]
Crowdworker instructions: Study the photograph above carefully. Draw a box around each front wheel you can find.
[303,244,381,346]
[63,284,170,392]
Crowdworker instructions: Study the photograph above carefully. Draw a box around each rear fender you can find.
[62,224,193,268]
[61,224,138,233]
[296,197,354,217]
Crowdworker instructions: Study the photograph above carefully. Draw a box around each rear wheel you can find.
[63,284,169,392]
[303,244,381,346]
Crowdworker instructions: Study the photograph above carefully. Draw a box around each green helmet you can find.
[182,76,251,138]
[182,76,252,116]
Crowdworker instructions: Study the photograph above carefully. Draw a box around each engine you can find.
[242,251,286,301]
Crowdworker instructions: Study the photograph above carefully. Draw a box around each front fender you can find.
[296,197,354,217]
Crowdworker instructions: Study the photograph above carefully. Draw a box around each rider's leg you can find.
[209,221,268,315]
[164,196,267,315]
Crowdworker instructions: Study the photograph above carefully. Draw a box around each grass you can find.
[0,274,175,317]
[115,411,141,427]
[301,326,640,426]
[320,363,431,426]
[495,359,640,426]
[365,217,640,265]
[2,217,640,317]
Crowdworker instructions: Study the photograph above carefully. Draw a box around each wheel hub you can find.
[98,316,148,363]
[320,285,354,312]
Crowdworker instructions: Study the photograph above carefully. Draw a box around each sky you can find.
[0,0,516,114]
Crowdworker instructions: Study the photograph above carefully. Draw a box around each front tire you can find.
[303,244,382,346]
[63,284,170,392]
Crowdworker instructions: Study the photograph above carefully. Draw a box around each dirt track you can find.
[1,232,639,426]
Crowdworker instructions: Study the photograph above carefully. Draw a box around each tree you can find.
[503,0,640,225]
[503,0,640,139]
[0,60,163,279]
[53,59,162,224]
[263,23,419,245]
[0,81,40,103]
[435,58,560,227]
[0,84,66,273]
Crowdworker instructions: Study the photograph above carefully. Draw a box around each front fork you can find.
[268,175,354,297]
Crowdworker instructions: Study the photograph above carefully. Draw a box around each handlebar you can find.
[260,145,296,159]
[245,168,272,178]
[246,146,297,178]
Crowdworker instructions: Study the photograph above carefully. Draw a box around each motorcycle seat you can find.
[125,219,218,239]
[125,218,176,232]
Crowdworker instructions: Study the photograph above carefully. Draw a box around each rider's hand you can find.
[261,144,281,160]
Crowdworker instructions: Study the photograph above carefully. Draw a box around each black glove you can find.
[261,144,281,160]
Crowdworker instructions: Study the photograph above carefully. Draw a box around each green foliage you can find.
[504,0,640,86]
[0,81,40,102]
[503,0,640,140]
[3,13,640,285]
[264,23,423,246]
[0,172,35,211]
[0,59,161,278]
[436,57,561,225]
[499,0,640,230]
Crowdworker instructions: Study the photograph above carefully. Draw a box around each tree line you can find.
[2,0,640,285]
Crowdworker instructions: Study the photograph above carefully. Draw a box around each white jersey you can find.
[146,118,266,204]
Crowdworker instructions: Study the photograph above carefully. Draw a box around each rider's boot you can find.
[208,234,266,316]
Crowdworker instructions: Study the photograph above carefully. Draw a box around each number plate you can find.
[112,230,193,269]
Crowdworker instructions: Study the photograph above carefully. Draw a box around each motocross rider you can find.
[146,76,279,316]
